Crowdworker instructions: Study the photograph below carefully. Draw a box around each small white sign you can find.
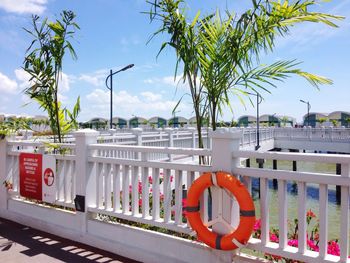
[42,155,56,203]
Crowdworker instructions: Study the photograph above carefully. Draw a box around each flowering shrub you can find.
[253,209,349,261]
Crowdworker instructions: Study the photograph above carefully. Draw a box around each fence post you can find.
[132,128,143,160]
[0,138,8,213]
[165,128,174,161]
[308,126,312,140]
[210,128,242,262]
[74,129,99,234]
[132,128,143,146]
[340,163,350,261]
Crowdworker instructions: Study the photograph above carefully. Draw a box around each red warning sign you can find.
[19,153,42,200]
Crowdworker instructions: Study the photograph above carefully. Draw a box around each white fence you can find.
[273,127,350,142]
[0,128,349,263]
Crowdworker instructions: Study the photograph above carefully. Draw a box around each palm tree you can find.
[146,0,342,137]
[23,10,80,142]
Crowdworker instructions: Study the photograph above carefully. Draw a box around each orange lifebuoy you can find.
[185,171,255,250]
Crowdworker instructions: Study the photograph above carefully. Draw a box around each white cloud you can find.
[0,0,47,14]
[79,74,102,87]
[144,75,188,90]
[60,73,70,92]
[15,68,31,89]
[0,71,18,94]
[77,69,108,87]
[83,89,187,120]
[140,91,162,102]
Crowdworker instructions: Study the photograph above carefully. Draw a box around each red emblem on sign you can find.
[43,168,54,186]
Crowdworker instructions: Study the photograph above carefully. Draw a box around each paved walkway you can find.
[0,218,140,263]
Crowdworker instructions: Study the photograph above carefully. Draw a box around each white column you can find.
[340,163,350,261]
[0,138,8,213]
[210,128,242,261]
[74,129,98,233]
[164,128,174,161]
[132,128,143,160]
[132,128,143,146]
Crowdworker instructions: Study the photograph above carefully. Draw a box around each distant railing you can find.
[273,127,350,142]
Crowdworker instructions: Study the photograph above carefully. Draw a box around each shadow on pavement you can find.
[0,217,140,263]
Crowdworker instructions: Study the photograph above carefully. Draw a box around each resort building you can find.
[83,117,108,130]
[302,112,328,127]
[112,117,128,128]
[237,115,257,127]
[148,116,167,128]
[259,114,281,127]
[167,116,188,128]
[328,111,350,127]
[129,116,147,128]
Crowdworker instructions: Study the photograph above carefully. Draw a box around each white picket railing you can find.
[6,140,76,209]
[274,127,350,142]
[232,150,350,263]
[1,129,349,263]
[87,144,211,234]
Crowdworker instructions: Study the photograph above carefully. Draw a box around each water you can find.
[248,159,349,243]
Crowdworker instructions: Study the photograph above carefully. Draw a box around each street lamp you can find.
[300,100,311,127]
[105,64,134,129]
[246,92,263,150]
[172,110,180,128]
[272,113,280,127]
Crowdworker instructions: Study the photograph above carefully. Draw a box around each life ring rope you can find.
[185,171,256,251]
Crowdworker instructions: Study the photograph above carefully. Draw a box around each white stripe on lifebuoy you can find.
[211,172,218,186]
[232,238,245,248]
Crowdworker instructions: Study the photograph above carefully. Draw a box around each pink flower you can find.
[270,233,279,243]
[160,193,164,201]
[138,199,142,206]
[148,176,153,184]
[254,219,261,232]
[307,239,319,252]
[327,240,340,256]
[306,209,316,218]
[138,182,142,194]
[288,239,298,247]
[170,175,174,182]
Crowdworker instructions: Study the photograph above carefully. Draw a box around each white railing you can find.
[232,150,350,263]
[1,129,349,263]
[5,140,76,209]
[87,144,211,234]
[240,127,274,146]
[274,127,350,142]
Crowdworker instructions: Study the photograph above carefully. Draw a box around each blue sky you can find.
[0,0,349,122]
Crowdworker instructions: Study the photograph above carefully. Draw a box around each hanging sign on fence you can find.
[42,155,56,203]
[19,153,56,203]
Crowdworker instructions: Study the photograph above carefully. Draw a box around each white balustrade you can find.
[0,128,349,263]
[232,150,350,262]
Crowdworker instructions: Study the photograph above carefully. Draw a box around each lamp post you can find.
[172,110,180,128]
[246,92,263,150]
[272,113,280,127]
[105,64,134,129]
[300,100,311,127]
